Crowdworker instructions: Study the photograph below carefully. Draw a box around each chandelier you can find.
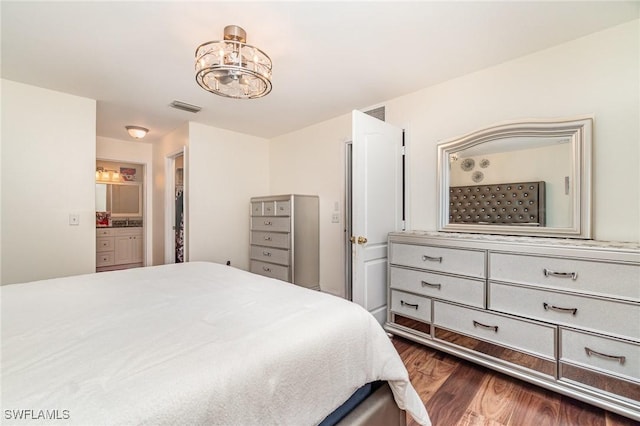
[195,25,272,99]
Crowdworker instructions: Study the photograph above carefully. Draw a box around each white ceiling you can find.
[2,1,638,142]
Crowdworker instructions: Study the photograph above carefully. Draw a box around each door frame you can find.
[344,141,353,301]
[96,157,150,267]
[164,148,187,264]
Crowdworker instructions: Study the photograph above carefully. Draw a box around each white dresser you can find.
[249,195,319,290]
[385,231,640,421]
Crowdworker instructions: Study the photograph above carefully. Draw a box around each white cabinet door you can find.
[114,236,133,264]
[351,110,403,324]
[131,235,143,263]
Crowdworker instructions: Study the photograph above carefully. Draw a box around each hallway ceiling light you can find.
[195,25,272,99]
[126,126,149,139]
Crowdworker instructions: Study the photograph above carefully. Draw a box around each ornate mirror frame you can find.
[437,116,593,239]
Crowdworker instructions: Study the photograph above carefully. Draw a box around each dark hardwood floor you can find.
[391,336,638,426]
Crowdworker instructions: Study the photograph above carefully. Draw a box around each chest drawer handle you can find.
[264,236,272,241]
[262,251,272,256]
[543,302,577,316]
[421,280,441,290]
[264,220,272,226]
[400,300,419,310]
[543,268,578,280]
[262,266,271,272]
[422,255,443,263]
[473,320,498,332]
[585,347,626,365]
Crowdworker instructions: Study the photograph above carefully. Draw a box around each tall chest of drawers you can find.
[249,195,319,290]
[385,231,640,421]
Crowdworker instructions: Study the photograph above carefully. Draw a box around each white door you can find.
[351,110,403,324]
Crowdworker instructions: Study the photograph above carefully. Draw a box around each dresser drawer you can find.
[489,282,640,340]
[390,290,432,323]
[275,200,291,216]
[250,246,290,266]
[560,328,640,383]
[96,237,114,252]
[434,301,556,360]
[389,243,486,278]
[490,252,640,302]
[251,201,263,216]
[390,266,485,308]
[251,217,291,232]
[96,251,115,267]
[263,201,276,216]
[96,228,114,237]
[250,231,290,249]
[250,260,290,282]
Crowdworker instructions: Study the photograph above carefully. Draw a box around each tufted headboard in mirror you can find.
[449,181,545,225]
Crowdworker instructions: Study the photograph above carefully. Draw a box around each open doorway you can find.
[165,150,186,264]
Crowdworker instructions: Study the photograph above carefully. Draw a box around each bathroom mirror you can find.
[437,116,592,239]
[95,183,143,217]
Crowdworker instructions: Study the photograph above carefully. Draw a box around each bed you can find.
[1,262,430,425]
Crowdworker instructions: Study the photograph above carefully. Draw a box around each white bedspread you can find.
[1,262,430,426]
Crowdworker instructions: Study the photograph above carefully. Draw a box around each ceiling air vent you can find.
[364,106,385,122]
[170,100,202,113]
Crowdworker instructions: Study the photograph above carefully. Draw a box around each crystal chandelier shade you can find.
[195,25,272,99]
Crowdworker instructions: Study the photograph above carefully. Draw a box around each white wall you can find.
[96,136,153,266]
[388,19,639,242]
[1,79,96,285]
[188,122,269,268]
[269,114,351,296]
[268,20,640,297]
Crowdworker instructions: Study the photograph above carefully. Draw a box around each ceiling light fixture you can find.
[195,25,272,99]
[126,126,149,139]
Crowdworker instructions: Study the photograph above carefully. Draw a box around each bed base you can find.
[337,382,407,426]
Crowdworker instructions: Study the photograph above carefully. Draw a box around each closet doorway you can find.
[165,149,187,264]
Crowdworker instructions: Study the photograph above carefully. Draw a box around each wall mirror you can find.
[437,116,592,239]
[96,183,143,217]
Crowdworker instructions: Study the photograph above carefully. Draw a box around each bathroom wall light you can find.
[126,126,149,139]
[96,168,121,182]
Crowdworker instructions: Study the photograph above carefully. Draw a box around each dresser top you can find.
[390,231,639,256]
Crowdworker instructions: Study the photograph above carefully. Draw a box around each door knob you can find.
[357,236,368,245]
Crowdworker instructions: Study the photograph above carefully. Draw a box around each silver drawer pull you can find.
[473,320,498,332]
[262,251,271,256]
[264,236,272,241]
[262,266,271,272]
[544,268,578,280]
[543,302,577,315]
[421,280,441,290]
[264,220,272,225]
[400,300,419,310]
[585,347,626,365]
[422,255,443,263]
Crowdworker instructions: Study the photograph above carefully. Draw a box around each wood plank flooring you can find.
[391,336,638,426]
